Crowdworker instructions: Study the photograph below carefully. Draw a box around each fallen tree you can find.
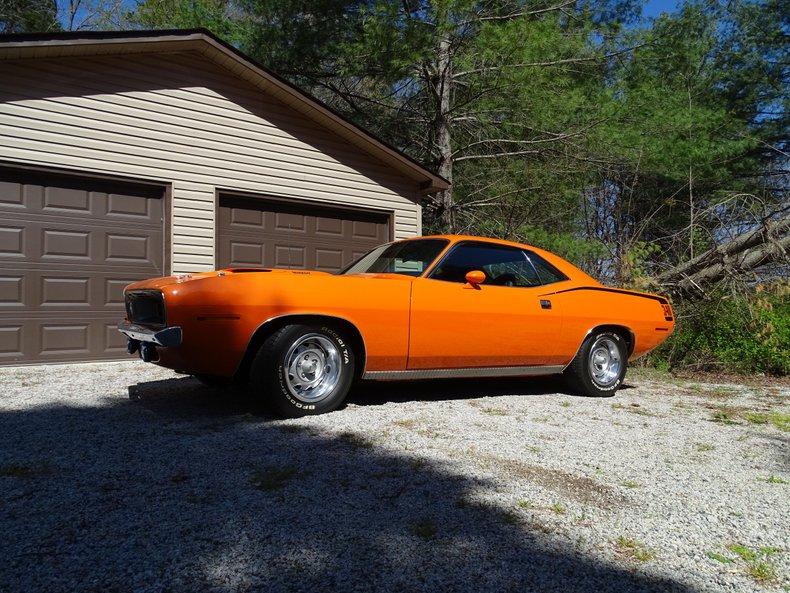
[656,214,790,297]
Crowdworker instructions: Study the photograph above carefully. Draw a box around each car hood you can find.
[123,268,408,292]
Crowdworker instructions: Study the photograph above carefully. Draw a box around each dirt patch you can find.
[478,454,625,509]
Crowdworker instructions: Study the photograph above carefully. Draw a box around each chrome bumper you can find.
[117,321,182,347]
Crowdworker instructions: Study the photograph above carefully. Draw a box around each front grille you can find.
[125,290,166,327]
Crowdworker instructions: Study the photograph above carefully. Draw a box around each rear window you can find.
[526,252,568,285]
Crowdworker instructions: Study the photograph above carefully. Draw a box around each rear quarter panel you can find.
[547,287,674,363]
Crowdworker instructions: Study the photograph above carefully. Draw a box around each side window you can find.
[526,252,568,285]
[429,243,542,287]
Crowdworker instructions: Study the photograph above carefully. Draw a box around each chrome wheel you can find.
[588,336,621,387]
[283,333,342,403]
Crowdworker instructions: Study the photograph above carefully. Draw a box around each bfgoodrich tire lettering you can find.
[250,323,355,418]
[563,331,627,397]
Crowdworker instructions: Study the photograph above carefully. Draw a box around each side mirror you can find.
[465,270,486,289]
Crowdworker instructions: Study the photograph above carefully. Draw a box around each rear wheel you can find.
[250,323,355,418]
[564,331,627,397]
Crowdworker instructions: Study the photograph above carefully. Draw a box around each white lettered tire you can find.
[250,323,355,417]
[563,331,627,397]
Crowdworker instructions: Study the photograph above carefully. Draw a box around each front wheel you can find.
[563,331,627,397]
[250,323,355,418]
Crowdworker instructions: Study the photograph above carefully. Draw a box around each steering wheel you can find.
[490,273,517,287]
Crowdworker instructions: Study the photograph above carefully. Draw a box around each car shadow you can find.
[128,374,637,418]
[349,375,636,407]
[1,377,695,593]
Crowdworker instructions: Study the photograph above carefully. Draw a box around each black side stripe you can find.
[542,285,669,304]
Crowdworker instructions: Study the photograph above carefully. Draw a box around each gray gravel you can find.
[0,361,787,593]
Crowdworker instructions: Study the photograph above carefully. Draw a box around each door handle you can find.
[540,299,552,310]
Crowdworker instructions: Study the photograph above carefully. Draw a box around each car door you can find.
[407,242,564,369]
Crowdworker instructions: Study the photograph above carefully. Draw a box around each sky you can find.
[642,0,683,19]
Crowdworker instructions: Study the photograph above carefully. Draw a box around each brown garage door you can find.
[217,194,391,272]
[0,167,166,365]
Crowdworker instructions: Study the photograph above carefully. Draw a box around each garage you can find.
[0,29,448,366]
[217,194,390,271]
[0,167,166,364]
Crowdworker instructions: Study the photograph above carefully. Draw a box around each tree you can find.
[0,0,59,32]
[225,1,637,235]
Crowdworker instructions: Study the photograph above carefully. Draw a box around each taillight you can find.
[661,303,673,321]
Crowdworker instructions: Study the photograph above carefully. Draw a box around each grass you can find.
[0,463,49,478]
[746,561,777,583]
[338,432,374,450]
[724,543,782,583]
[481,407,508,416]
[706,551,733,564]
[620,480,641,489]
[709,408,789,431]
[170,471,190,484]
[516,499,533,510]
[611,403,655,417]
[550,502,566,515]
[526,445,541,454]
[694,442,715,452]
[559,401,571,408]
[614,537,655,562]
[710,407,739,425]
[409,519,437,540]
[686,384,737,398]
[393,419,417,429]
[744,411,790,432]
[501,510,521,525]
[758,475,788,485]
[249,465,300,491]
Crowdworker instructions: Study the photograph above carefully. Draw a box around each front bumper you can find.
[117,321,182,347]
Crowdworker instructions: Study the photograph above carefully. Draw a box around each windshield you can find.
[340,238,449,276]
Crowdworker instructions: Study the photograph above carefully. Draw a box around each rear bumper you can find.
[117,321,182,347]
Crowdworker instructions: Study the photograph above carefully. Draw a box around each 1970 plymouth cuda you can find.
[119,235,674,417]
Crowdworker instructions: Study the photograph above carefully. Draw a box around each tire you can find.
[563,331,627,397]
[194,374,233,388]
[249,323,355,418]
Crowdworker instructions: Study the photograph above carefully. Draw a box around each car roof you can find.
[401,234,598,285]
[407,234,542,253]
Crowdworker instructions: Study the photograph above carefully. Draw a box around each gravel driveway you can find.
[0,361,787,593]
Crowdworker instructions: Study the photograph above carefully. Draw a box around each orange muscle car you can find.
[119,235,674,417]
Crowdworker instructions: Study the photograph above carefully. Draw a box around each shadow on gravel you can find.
[349,375,635,407]
[0,378,694,593]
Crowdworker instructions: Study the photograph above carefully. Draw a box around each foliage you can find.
[645,282,790,375]
[0,0,59,32]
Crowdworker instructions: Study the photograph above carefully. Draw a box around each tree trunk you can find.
[657,214,790,296]
[435,34,454,232]
[657,215,790,283]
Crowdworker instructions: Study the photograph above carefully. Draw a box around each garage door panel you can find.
[9,270,152,310]
[218,194,390,272]
[0,167,165,365]
[0,325,23,358]
[0,276,23,305]
[315,248,344,271]
[43,186,91,212]
[274,244,306,269]
[0,225,24,255]
[229,241,265,266]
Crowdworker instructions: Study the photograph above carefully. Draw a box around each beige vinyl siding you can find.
[0,51,422,273]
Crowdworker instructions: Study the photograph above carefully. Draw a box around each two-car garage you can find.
[0,29,447,366]
[0,168,395,365]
